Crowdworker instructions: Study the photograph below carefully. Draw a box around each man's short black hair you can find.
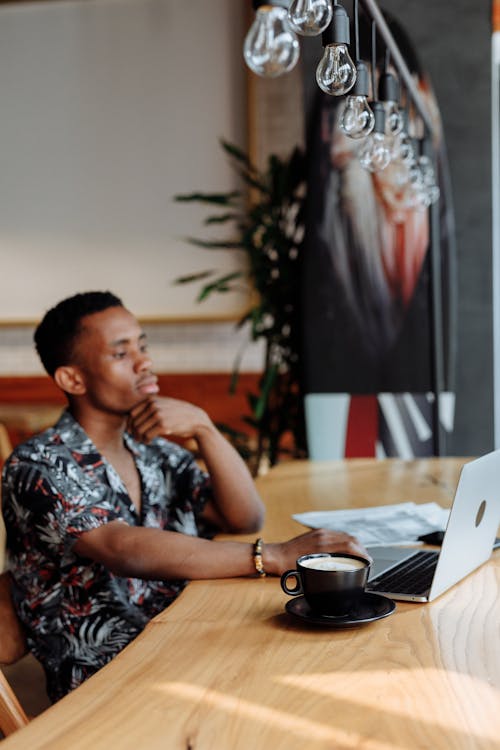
[34,291,124,376]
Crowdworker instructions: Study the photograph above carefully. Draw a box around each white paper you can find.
[292,502,450,546]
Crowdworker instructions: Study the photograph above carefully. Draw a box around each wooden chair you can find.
[0,573,28,665]
[0,422,13,574]
[1,424,20,660]
[0,423,12,464]
[0,572,29,736]
[0,428,28,735]
[0,668,29,737]
[0,426,49,733]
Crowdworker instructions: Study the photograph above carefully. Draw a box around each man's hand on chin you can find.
[127,396,213,445]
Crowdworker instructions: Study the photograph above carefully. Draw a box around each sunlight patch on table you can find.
[156,682,392,749]
[278,668,500,740]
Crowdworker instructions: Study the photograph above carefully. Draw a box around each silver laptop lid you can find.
[428,450,500,601]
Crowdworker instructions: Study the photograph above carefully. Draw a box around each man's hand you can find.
[263,529,371,576]
[128,396,214,444]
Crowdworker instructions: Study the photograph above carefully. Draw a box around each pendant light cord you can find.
[371,20,376,100]
[354,0,360,61]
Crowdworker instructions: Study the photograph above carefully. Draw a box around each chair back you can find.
[0,428,26,661]
[0,573,30,736]
[0,423,12,464]
[0,668,29,736]
[0,573,28,666]
[0,512,5,574]
[0,431,26,661]
[0,430,41,733]
[0,423,13,573]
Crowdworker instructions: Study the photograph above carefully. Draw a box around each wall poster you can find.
[301,5,456,458]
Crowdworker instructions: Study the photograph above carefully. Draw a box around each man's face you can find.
[70,305,159,415]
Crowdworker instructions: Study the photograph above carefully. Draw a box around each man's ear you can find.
[53,366,86,396]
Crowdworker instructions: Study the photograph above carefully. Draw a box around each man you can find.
[2,291,366,702]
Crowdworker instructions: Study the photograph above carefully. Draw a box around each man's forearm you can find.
[74,521,267,579]
[196,425,265,533]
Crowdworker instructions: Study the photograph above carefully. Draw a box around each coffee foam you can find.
[300,556,366,572]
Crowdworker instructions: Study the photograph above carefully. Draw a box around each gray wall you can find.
[382,0,493,455]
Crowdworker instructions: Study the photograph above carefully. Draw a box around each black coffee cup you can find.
[281,553,370,617]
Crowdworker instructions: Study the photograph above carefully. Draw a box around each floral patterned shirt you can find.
[1,410,213,702]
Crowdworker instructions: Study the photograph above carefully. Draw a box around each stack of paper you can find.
[292,502,450,547]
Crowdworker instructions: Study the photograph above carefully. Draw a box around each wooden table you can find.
[3,458,500,749]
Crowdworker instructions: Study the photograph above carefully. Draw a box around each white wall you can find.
[0,319,265,375]
[0,0,249,323]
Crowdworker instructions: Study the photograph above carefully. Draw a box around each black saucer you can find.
[285,592,396,627]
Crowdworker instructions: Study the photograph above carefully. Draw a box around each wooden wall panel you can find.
[0,374,260,447]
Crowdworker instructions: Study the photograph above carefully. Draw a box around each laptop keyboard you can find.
[367,550,439,595]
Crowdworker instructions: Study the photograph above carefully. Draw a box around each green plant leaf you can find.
[185,237,245,250]
[219,139,271,192]
[198,272,244,301]
[174,191,241,205]
[215,423,249,440]
[204,213,241,225]
[253,364,278,421]
[235,310,253,329]
[174,270,215,285]
[228,339,250,394]
[233,166,270,194]
[247,392,259,410]
[229,370,241,395]
[220,139,253,167]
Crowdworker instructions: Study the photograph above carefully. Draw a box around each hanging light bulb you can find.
[288,0,333,37]
[244,5,300,78]
[357,20,390,171]
[358,101,392,172]
[379,107,419,212]
[338,3,372,139]
[316,4,356,96]
[417,184,440,209]
[384,158,411,190]
[416,151,440,207]
[418,154,436,186]
[377,158,414,221]
[391,109,415,165]
[408,163,424,190]
[378,70,404,137]
[339,61,375,139]
[399,139,425,209]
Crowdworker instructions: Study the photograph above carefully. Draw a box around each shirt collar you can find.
[54,410,96,453]
[54,409,146,459]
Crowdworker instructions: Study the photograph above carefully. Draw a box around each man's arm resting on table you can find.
[73,521,368,579]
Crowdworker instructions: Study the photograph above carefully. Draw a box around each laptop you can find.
[365,449,500,602]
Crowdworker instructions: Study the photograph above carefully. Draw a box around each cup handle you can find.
[280,569,303,596]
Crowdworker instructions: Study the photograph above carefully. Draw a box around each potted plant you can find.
[175,140,307,474]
